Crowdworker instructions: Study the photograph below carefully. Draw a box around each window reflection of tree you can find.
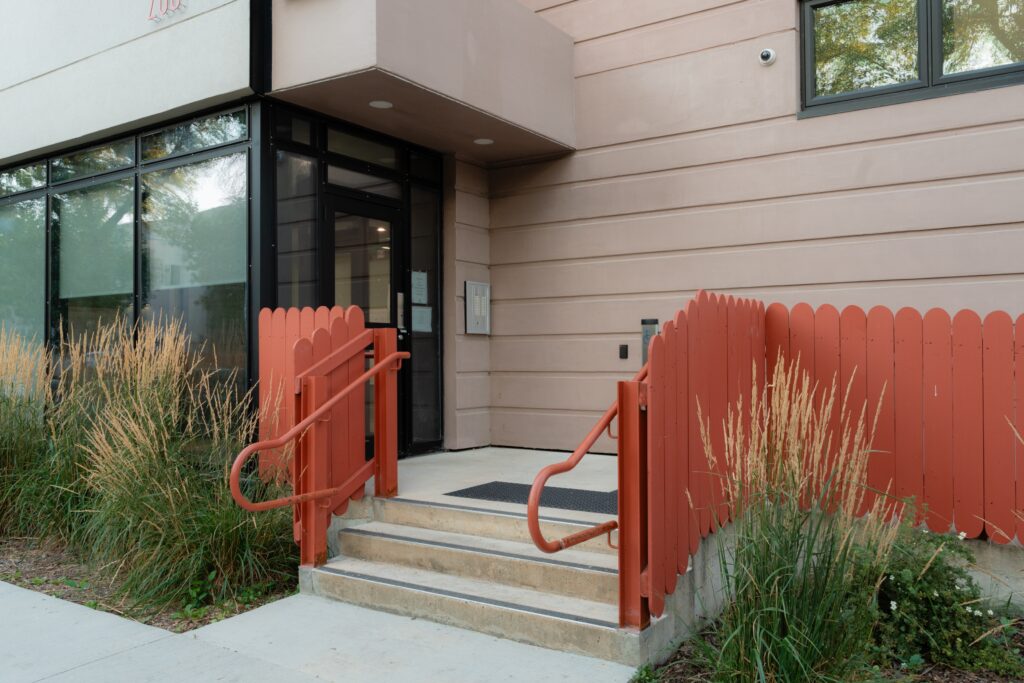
[943,0,1023,73]
[51,140,133,183]
[814,0,1023,97]
[142,112,246,163]
[141,153,247,379]
[814,0,920,97]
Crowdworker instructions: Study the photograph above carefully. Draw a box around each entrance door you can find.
[322,192,441,456]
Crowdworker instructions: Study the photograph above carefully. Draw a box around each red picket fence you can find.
[620,291,765,621]
[535,289,1024,629]
[237,305,406,565]
[257,306,365,475]
[766,302,1024,544]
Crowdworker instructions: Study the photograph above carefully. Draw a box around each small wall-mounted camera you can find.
[759,48,777,66]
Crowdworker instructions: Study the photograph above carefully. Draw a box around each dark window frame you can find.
[0,101,259,386]
[801,0,1024,117]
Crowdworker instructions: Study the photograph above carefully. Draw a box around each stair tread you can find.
[339,521,618,572]
[318,556,620,627]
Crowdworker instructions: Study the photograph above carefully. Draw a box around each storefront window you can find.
[276,151,318,308]
[327,128,397,169]
[141,109,247,163]
[141,152,248,377]
[327,165,401,199]
[51,179,135,339]
[51,139,135,184]
[0,198,46,339]
[0,163,45,199]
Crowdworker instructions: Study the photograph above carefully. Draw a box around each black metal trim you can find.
[249,0,272,95]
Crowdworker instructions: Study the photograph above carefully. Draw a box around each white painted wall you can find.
[0,0,252,164]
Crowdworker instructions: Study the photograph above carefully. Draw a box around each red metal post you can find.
[374,329,399,498]
[618,380,650,630]
[299,375,329,567]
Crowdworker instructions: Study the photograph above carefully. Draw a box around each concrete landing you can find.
[0,582,634,683]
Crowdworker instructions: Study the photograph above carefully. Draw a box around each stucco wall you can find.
[488,0,1024,451]
[0,0,252,164]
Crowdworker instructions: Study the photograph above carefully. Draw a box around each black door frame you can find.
[321,190,415,457]
[266,100,445,457]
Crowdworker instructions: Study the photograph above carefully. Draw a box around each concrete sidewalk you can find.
[0,582,635,682]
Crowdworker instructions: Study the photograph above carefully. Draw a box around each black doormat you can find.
[445,481,617,514]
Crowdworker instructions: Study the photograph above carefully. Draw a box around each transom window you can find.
[802,0,1024,114]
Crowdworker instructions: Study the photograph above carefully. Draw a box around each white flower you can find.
[922,528,929,534]
[958,531,967,541]
[974,610,983,617]
[890,601,898,611]
[933,591,939,597]
[987,610,994,617]
[966,606,973,613]
[890,574,896,581]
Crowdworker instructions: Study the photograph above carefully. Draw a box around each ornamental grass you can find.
[701,358,899,682]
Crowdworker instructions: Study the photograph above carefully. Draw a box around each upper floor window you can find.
[802,0,1024,115]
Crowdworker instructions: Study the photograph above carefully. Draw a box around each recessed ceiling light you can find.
[376,226,387,233]
[473,138,494,146]
[369,100,393,109]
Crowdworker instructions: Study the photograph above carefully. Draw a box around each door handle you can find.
[397,292,406,331]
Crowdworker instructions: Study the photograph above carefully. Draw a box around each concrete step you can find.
[355,496,619,555]
[337,521,618,604]
[305,557,647,664]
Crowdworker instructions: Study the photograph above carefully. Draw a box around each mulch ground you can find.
[0,537,293,632]
[653,629,1024,682]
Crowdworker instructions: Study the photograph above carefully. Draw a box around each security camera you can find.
[759,48,777,66]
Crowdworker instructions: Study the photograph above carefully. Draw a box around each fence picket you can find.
[685,299,702,554]
[894,308,925,521]
[1016,316,1024,543]
[923,310,954,533]
[983,312,1015,543]
[662,321,679,595]
[674,309,691,571]
[766,303,789,379]
[647,333,666,616]
[790,303,815,383]
[952,311,984,538]
[840,307,867,512]
[866,307,896,517]
[696,291,713,537]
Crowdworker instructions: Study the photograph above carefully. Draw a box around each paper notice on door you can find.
[411,271,429,304]
[412,305,433,333]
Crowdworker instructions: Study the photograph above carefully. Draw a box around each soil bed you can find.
[0,537,294,632]
[652,628,1024,682]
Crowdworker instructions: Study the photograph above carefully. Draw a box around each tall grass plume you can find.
[700,358,898,681]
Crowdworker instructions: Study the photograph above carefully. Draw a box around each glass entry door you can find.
[321,192,441,457]
[330,209,395,326]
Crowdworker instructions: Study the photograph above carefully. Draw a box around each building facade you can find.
[2,0,1022,456]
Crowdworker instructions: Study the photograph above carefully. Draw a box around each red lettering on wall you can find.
[149,0,184,21]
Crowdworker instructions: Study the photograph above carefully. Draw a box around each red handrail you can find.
[230,350,409,512]
[527,365,648,553]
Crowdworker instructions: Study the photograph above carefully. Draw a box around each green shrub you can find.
[702,360,898,682]
[871,524,1024,676]
[1,318,295,610]
[75,320,295,608]
[0,326,53,535]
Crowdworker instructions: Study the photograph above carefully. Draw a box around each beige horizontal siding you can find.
[484,0,1024,453]
[443,160,493,450]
